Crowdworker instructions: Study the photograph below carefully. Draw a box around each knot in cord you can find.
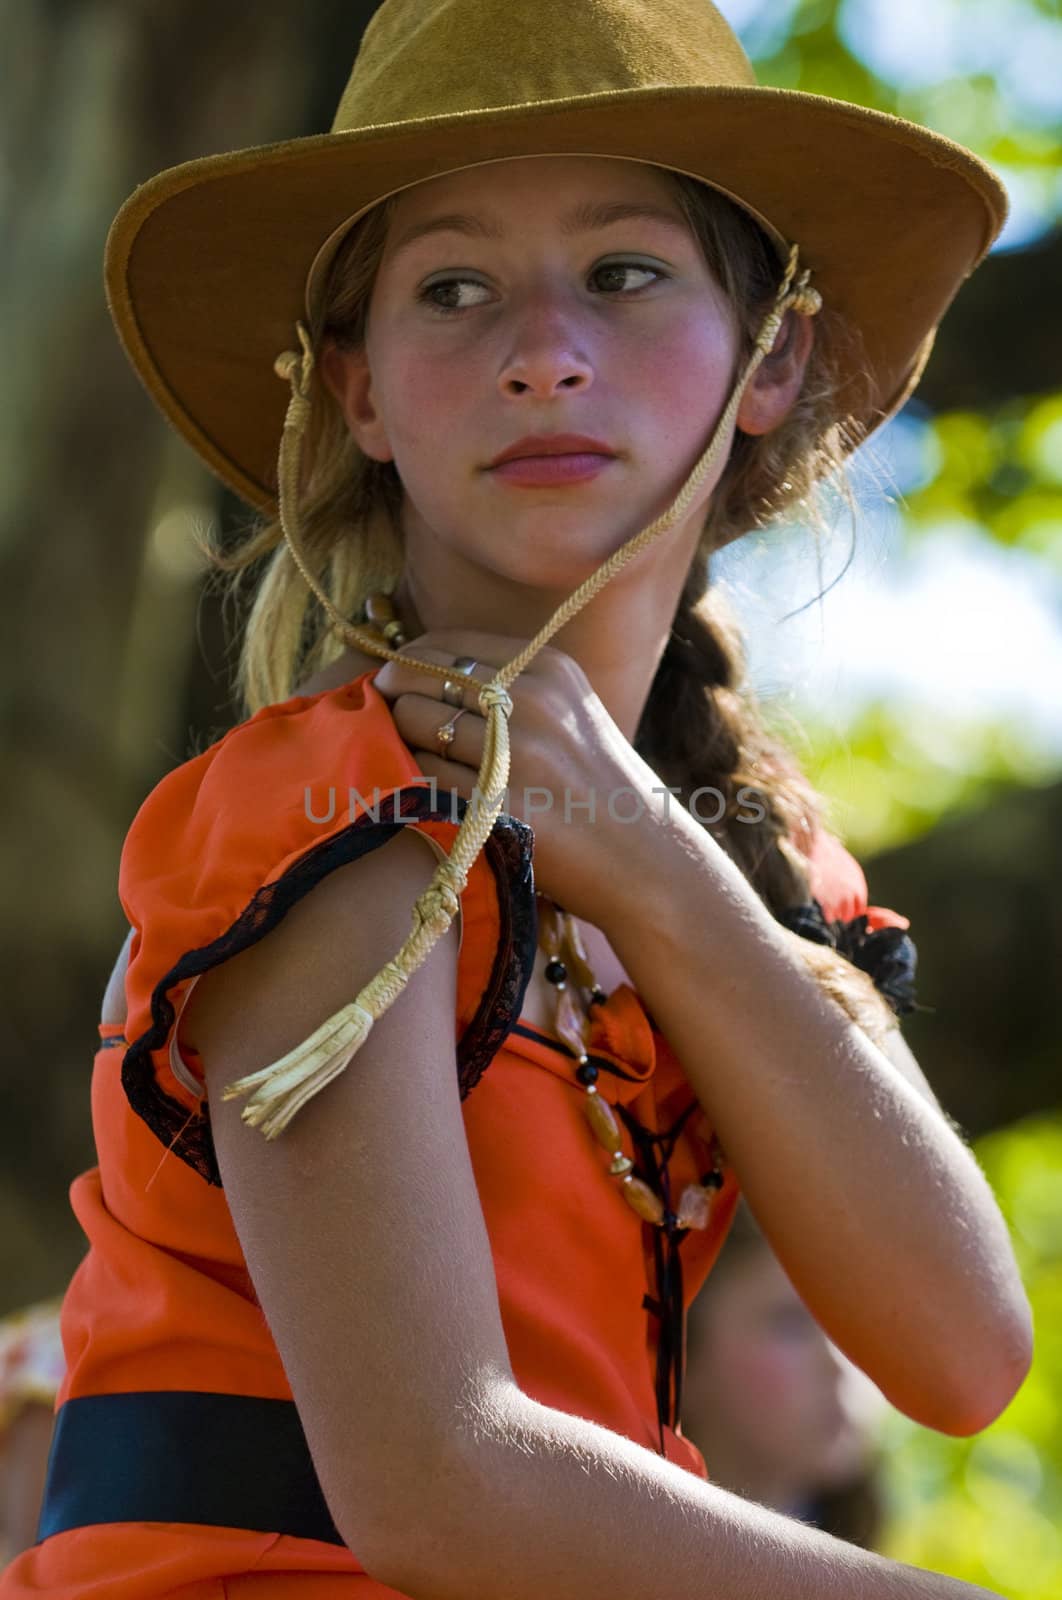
[415,879,462,928]
[273,322,315,392]
[754,245,822,355]
[273,322,316,429]
[790,270,822,317]
[478,683,514,717]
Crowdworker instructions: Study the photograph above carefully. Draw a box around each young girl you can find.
[680,1195,891,1549]
[3,1,1032,1595]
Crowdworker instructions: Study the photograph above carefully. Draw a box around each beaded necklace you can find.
[531,895,727,1439]
[535,894,726,1230]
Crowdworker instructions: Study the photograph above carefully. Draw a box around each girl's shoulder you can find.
[121,664,416,907]
[115,665,537,1184]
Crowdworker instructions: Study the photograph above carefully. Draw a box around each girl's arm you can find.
[189,826,1003,1600]
[876,1025,947,1112]
[388,1387,1000,1600]
[598,800,1033,1436]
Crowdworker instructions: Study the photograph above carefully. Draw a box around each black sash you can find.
[36,1391,345,1546]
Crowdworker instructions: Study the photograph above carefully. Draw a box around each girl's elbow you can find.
[945,1312,1035,1436]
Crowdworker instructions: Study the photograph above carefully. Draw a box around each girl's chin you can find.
[475,543,631,589]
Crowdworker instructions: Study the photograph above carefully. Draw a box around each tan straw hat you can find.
[103,0,1008,1139]
[105,0,1008,518]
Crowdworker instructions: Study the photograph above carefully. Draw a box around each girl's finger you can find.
[391,693,486,757]
[407,752,477,809]
[374,634,537,702]
[371,645,454,701]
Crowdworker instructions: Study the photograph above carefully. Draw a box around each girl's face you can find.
[683,1249,888,1502]
[321,154,787,596]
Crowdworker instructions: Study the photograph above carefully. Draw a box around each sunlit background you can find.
[710,5,1062,1591]
[714,0,1062,849]
[2,0,1059,1589]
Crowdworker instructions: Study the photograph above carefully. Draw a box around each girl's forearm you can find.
[600,805,1031,1429]
[375,1384,990,1600]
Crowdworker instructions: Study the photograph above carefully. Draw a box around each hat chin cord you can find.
[221,245,821,1139]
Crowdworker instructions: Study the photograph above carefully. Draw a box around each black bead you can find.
[700,1169,724,1189]
[575,1061,599,1086]
[590,987,608,1006]
[545,958,568,985]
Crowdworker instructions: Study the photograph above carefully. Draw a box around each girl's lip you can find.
[488,453,616,485]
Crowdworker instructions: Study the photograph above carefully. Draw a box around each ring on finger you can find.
[435,709,467,756]
[441,656,480,708]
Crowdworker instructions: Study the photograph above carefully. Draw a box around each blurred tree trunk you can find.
[0,0,375,1307]
[917,226,1062,413]
[864,777,1062,1142]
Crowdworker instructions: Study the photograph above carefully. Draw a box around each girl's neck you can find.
[389,568,676,745]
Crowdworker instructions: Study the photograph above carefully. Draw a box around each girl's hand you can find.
[370,629,659,926]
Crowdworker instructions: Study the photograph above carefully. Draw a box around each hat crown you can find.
[332,0,757,133]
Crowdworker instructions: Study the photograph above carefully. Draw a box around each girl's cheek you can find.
[378,356,469,451]
[636,325,733,425]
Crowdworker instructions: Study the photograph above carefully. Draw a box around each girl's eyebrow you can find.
[390,199,689,261]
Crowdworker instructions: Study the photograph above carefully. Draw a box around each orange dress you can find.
[1,669,914,1598]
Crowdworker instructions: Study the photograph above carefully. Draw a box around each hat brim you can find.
[104,83,1006,515]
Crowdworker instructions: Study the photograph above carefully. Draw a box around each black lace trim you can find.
[121,787,537,1187]
[776,898,919,1017]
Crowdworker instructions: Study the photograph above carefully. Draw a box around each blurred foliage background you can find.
[878,1111,1062,1593]
[1,0,1058,1588]
[713,5,1062,1592]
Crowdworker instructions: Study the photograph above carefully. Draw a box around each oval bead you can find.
[583,1089,622,1153]
[621,1175,665,1225]
[537,898,564,953]
[676,1184,713,1230]
[365,592,399,627]
[564,917,597,992]
[556,985,590,1061]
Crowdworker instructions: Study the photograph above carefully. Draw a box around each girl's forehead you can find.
[378,157,696,272]
[390,153,680,214]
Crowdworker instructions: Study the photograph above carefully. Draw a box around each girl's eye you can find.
[416,260,668,314]
[592,262,668,296]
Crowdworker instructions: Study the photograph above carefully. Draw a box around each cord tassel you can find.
[222,829,473,1137]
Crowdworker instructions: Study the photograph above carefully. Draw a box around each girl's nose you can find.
[496,288,598,395]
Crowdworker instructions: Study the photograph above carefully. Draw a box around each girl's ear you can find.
[318,337,395,464]
[735,309,816,438]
